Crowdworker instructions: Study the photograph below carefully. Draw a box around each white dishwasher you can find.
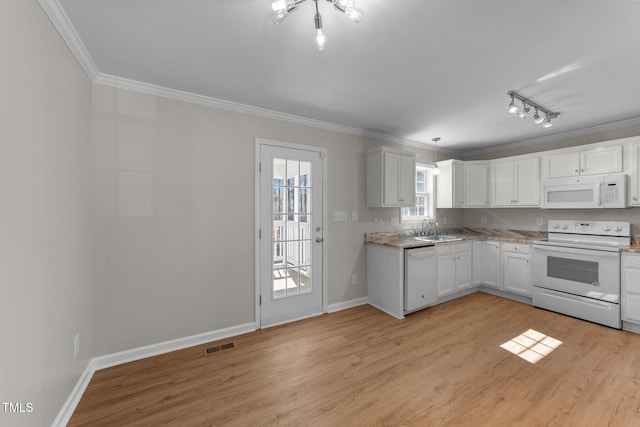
[404,246,437,312]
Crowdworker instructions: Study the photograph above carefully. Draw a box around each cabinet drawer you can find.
[502,243,531,254]
[455,242,472,253]
[623,253,640,269]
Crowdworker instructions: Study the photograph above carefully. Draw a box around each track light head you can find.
[508,95,519,114]
[542,116,553,128]
[533,108,545,124]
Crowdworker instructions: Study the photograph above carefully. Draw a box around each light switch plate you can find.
[333,211,348,221]
[351,211,358,221]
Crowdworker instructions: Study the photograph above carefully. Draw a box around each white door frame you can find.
[254,138,328,329]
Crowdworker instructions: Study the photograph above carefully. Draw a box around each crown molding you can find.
[93,73,437,151]
[464,116,640,157]
[38,0,99,80]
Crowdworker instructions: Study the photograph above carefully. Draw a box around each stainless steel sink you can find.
[413,235,462,242]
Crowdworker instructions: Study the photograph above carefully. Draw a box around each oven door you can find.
[531,245,620,303]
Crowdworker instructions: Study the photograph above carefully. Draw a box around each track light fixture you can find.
[507,91,560,128]
[270,0,363,50]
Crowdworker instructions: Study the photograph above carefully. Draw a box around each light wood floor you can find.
[69,292,640,426]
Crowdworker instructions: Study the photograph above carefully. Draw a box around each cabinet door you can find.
[544,152,580,178]
[383,152,402,206]
[453,162,465,207]
[503,252,531,296]
[515,157,540,206]
[472,241,483,285]
[465,163,488,207]
[492,161,515,206]
[405,247,437,311]
[581,146,623,175]
[455,246,472,291]
[622,253,640,323]
[481,241,502,289]
[630,143,640,206]
[398,154,416,206]
[436,245,456,298]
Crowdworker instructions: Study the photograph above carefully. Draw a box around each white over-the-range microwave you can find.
[541,173,627,209]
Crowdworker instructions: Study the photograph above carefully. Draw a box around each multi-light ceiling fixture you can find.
[270,0,364,50]
[507,91,560,128]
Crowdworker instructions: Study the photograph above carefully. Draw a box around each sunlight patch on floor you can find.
[500,329,563,364]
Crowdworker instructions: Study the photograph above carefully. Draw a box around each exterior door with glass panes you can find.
[259,143,324,327]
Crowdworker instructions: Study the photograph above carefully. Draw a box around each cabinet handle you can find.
[634,197,638,201]
[575,169,579,173]
[581,169,584,172]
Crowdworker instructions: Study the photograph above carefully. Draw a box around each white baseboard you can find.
[51,360,96,427]
[327,297,368,313]
[92,322,256,371]
[53,322,256,426]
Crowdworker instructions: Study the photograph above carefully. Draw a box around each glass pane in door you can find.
[272,158,313,299]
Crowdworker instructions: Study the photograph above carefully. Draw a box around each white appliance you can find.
[532,220,630,328]
[541,173,627,209]
[404,247,437,312]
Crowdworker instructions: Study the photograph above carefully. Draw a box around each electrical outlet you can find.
[351,274,358,285]
[481,217,487,225]
[390,217,399,226]
[351,211,358,221]
[536,218,544,227]
[443,217,448,225]
[74,334,80,358]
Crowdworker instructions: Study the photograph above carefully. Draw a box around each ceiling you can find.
[51,0,640,153]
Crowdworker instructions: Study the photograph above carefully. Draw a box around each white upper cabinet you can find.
[627,139,640,206]
[464,161,489,207]
[542,145,623,178]
[491,156,540,207]
[366,147,416,207]
[436,159,465,208]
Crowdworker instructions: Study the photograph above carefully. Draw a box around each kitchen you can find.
[5,0,640,426]
[365,138,640,333]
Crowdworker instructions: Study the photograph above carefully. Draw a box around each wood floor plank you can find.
[69,292,640,426]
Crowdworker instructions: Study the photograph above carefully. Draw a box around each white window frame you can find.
[401,163,436,223]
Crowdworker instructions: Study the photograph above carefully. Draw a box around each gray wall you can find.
[91,85,444,355]
[0,1,93,426]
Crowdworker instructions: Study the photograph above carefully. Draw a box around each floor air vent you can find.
[205,342,235,356]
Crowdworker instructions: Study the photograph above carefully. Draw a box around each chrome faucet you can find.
[421,218,429,236]
[431,221,439,238]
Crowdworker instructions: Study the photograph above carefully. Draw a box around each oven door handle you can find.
[532,245,620,259]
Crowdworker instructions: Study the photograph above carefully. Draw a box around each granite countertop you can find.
[365,227,548,249]
[622,236,640,253]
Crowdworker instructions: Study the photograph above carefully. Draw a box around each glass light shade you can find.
[344,7,364,22]
[272,10,289,24]
[542,118,553,128]
[517,111,527,119]
[316,29,326,50]
[432,165,441,176]
[508,101,519,114]
[271,0,295,12]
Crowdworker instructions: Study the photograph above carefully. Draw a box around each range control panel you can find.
[547,220,630,237]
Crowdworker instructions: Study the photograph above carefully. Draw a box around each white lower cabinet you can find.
[481,241,502,290]
[404,247,437,312]
[436,242,472,298]
[622,253,640,324]
[502,243,531,296]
